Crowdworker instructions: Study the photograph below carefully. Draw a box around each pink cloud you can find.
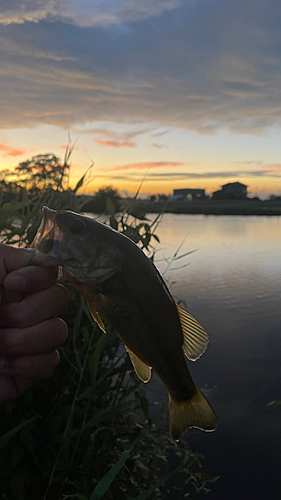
[112,161,185,171]
[0,143,26,157]
[94,139,136,148]
[263,163,281,171]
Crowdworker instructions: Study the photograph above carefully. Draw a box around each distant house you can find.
[212,182,247,200]
[172,188,205,201]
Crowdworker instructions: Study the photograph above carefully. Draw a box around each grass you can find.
[0,154,217,499]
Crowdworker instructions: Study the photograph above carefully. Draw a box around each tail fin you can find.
[169,385,216,441]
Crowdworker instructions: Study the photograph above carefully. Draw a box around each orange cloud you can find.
[0,143,26,157]
[112,161,185,171]
[94,139,136,148]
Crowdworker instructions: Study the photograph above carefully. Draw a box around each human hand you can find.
[0,243,69,402]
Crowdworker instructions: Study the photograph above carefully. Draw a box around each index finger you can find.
[3,266,59,294]
[0,244,35,278]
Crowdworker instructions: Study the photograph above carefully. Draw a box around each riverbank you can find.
[80,196,281,216]
[126,199,281,216]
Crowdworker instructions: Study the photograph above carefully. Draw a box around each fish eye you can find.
[69,218,85,235]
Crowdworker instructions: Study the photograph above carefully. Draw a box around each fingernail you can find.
[5,276,27,291]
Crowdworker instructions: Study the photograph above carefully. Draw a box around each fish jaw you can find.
[31,207,120,282]
[31,206,64,267]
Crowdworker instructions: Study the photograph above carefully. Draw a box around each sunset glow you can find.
[1,1,281,198]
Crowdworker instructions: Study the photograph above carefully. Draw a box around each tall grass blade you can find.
[88,332,109,383]
[73,163,94,193]
[89,444,134,500]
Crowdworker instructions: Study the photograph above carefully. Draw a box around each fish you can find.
[31,206,216,440]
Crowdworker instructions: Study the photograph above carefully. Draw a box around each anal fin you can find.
[126,348,151,383]
[87,301,106,334]
[176,304,209,361]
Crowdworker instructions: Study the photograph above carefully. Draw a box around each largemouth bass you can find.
[31,207,216,439]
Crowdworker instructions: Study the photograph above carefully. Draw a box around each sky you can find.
[1,0,281,198]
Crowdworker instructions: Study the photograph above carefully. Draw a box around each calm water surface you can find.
[148,214,281,499]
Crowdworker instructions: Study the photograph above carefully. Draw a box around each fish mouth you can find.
[31,207,64,267]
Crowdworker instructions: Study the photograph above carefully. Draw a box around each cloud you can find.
[76,125,154,140]
[139,170,281,179]
[231,161,281,173]
[232,160,265,166]
[152,143,168,149]
[96,169,281,182]
[73,167,281,191]
[0,3,52,26]
[151,129,170,137]
[0,36,75,61]
[111,161,185,171]
[0,143,26,157]
[0,0,183,27]
[0,0,281,134]
[258,163,281,173]
[94,139,136,148]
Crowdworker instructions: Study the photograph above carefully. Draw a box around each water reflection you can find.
[149,215,281,499]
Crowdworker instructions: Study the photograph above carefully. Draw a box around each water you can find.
[147,214,281,499]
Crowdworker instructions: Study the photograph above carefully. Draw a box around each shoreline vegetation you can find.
[82,196,281,217]
[0,153,218,499]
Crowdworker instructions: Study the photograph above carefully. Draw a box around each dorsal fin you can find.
[87,301,106,334]
[176,304,209,361]
[126,348,152,383]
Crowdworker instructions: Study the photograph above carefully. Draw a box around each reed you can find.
[0,152,217,499]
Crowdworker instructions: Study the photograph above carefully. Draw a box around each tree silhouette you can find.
[15,153,69,192]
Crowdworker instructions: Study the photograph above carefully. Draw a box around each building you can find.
[172,188,205,201]
[212,182,247,200]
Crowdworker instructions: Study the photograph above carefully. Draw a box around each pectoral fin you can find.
[126,348,151,383]
[176,304,209,361]
[87,301,106,334]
